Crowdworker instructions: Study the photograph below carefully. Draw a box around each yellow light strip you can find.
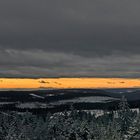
[0,78,140,89]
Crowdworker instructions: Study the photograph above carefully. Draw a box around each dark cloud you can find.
[54,82,62,85]
[107,82,115,84]
[39,80,48,84]
[0,0,140,77]
[120,82,125,84]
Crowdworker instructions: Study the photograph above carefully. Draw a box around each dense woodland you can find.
[0,97,140,140]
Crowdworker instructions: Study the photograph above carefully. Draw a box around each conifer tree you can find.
[118,96,133,135]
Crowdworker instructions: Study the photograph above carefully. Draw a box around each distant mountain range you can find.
[0,88,140,113]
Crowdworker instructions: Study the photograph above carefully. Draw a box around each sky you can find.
[1,0,140,78]
[1,78,140,89]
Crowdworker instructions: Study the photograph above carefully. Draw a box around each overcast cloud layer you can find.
[1,0,140,78]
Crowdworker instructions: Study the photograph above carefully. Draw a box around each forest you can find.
[0,96,140,140]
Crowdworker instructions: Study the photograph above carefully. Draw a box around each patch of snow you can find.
[46,94,54,97]
[16,102,47,109]
[56,96,118,104]
[0,102,16,105]
[30,93,45,99]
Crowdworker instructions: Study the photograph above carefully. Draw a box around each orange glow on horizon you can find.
[0,78,140,89]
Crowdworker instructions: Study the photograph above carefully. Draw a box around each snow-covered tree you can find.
[118,96,133,134]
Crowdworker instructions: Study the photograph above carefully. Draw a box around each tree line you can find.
[0,96,140,140]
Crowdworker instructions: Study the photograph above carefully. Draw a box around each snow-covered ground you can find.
[52,96,119,104]
[30,93,45,99]
[16,102,47,109]
[0,102,15,105]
